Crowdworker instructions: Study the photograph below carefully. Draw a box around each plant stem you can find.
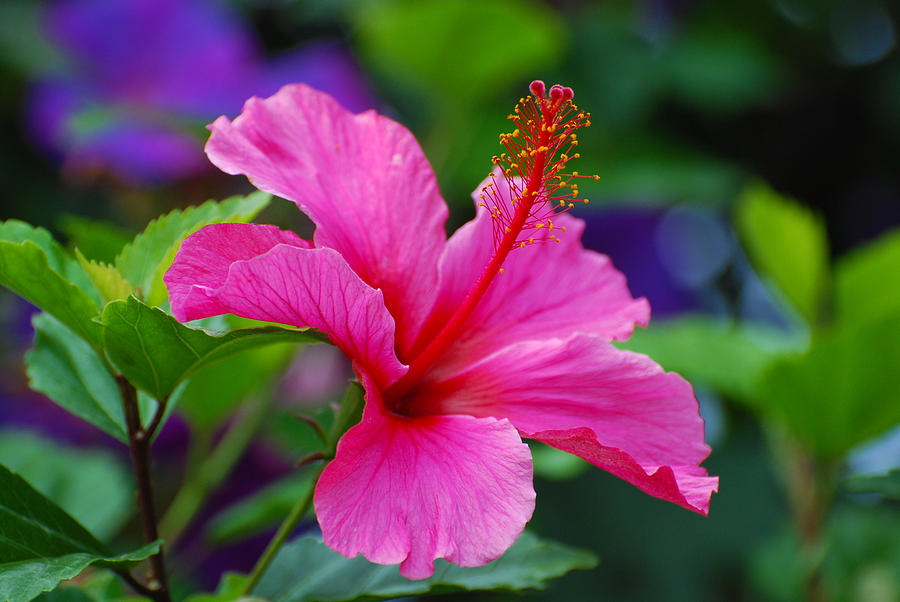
[242,464,325,595]
[117,375,172,602]
[783,438,837,602]
[159,395,273,549]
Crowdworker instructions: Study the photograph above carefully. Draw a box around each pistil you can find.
[386,81,590,409]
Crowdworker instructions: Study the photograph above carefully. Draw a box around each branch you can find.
[117,375,172,602]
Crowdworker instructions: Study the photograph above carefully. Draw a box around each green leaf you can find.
[58,215,133,265]
[75,250,133,305]
[26,313,127,443]
[0,431,133,539]
[355,0,564,104]
[115,192,270,305]
[0,464,160,602]
[845,469,900,499]
[735,183,830,325]
[618,315,805,403]
[207,473,315,544]
[0,221,102,347]
[252,532,597,601]
[100,296,327,401]
[835,228,900,327]
[758,313,900,459]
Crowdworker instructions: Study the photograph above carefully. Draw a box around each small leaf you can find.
[75,250,133,305]
[0,430,133,539]
[0,464,160,602]
[100,296,327,401]
[26,313,127,443]
[0,221,102,347]
[115,192,270,305]
[835,228,900,327]
[618,315,805,403]
[735,183,830,325]
[759,312,900,459]
[845,469,900,499]
[252,532,597,601]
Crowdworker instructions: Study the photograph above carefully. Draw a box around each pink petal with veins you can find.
[167,236,405,389]
[315,374,535,579]
[204,83,448,355]
[415,334,717,515]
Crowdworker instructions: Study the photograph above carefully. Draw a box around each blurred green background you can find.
[2,0,900,600]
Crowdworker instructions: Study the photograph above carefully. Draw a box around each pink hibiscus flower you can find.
[165,81,718,579]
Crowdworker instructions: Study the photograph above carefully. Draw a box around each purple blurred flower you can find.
[28,0,374,184]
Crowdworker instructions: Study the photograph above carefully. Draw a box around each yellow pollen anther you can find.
[561,226,567,233]
[520,242,526,248]
[529,237,534,244]
[572,171,579,176]
[568,203,575,208]
[549,220,554,233]
[536,223,544,228]
[593,175,600,180]
[500,267,505,274]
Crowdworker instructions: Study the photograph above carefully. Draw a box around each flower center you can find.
[386,81,592,412]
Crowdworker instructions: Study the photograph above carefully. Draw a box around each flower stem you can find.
[777,433,837,602]
[116,375,172,602]
[159,395,273,549]
[242,464,325,595]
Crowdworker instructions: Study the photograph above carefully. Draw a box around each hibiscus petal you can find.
[416,172,648,371]
[314,374,535,579]
[166,231,404,388]
[415,335,717,515]
[205,84,448,354]
[166,222,311,320]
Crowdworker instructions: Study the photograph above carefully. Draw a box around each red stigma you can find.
[479,81,593,249]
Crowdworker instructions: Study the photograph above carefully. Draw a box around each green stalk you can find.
[242,464,324,595]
